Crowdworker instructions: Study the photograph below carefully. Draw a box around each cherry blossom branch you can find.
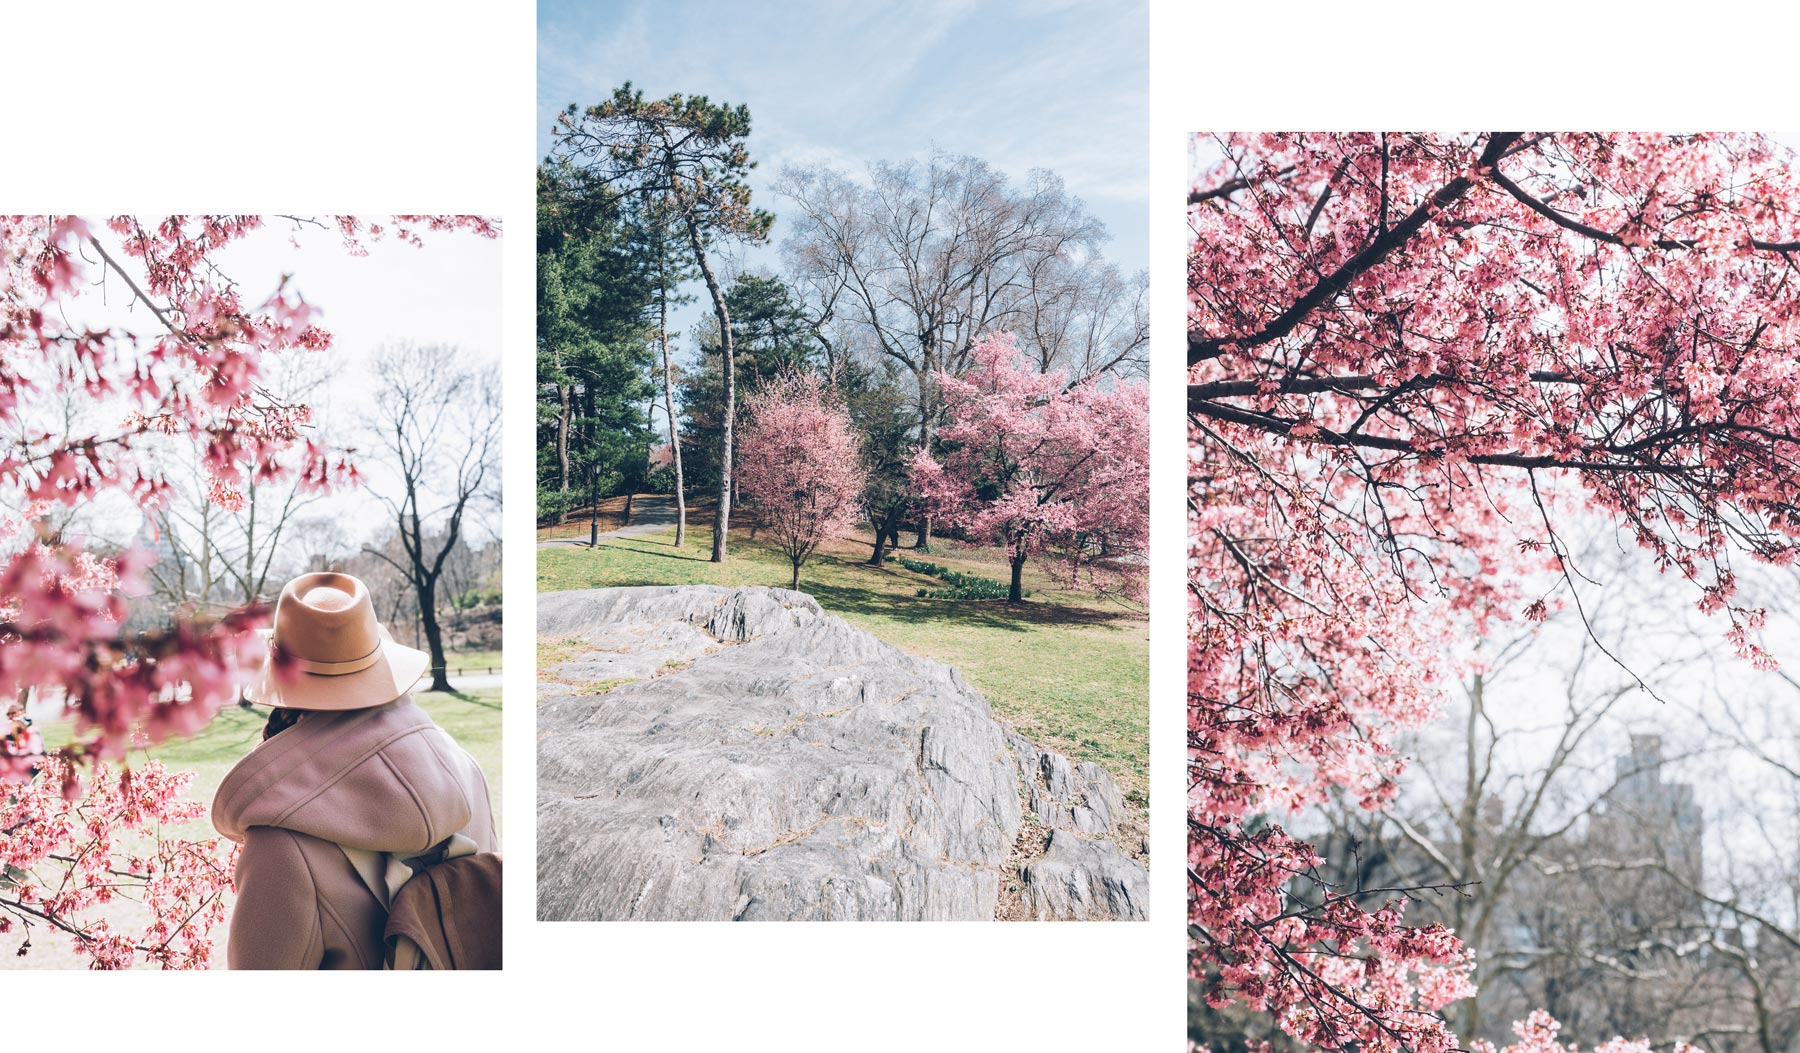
[1189,371,1581,400]
[1188,163,1298,206]
[1188,396,1696,473]
[82,234,182,338]
[1490,164,1800,255]
[1188,132,1523,366]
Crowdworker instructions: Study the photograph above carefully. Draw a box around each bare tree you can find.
[1020,252,1149,381]
[1302,536,1730,1045]
[141,470,226,614]
[146,467,323,608]
[143,351,335,612]
[362,343,500,693]
[1666,679,1800,1052]
[777,152,1142,549]
[279,513,355,577]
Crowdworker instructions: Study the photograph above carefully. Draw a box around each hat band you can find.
[273,641,384,676]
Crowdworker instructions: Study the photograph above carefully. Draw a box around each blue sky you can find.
[538,0,1148,298]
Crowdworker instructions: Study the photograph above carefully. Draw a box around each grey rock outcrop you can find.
[537,585,1147,922]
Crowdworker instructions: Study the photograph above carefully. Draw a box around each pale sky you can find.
[1319,506,1800,911]
[537,0,1148,348]
[48,216,503,553]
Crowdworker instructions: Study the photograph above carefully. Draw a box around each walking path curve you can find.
[536,496,680,550]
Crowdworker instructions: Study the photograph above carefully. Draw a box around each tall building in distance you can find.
[1589,733,1705,887]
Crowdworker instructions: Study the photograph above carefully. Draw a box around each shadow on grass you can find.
[803,557,1128,632]
[551,527,1134,633]
[593,539,718,563]
[428,689,502,711]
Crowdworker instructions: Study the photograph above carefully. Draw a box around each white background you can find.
[4,0,1795,1049]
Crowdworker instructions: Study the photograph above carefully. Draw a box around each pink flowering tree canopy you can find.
[1190,133,1800,1049]
[0,214,495,967]
[1193,1012,1693,1053]
[735,370,866,590]
[913,333,1149,605]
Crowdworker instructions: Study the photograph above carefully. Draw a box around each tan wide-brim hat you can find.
[243,572,429,711]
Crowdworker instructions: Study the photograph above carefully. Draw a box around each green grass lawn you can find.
[443,648,503,674]
[7,685,502,970]
[538,518,1149,808]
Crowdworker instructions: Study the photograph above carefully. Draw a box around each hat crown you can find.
[273,573,380,665]
[301,585,355,612]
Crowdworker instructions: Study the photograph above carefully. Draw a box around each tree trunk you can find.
[867,511,889,566]
[588,465,601,547]
[556,382,573,523]
[623,491,635,525]
[789,560,800,590]
[1009,549,1027,604]
[913,405,932,551]
[1457,675,1484,1040]
[914,358,934,551]
[684,215,735,564]
[660,278,687,548]
[420,578,450,693]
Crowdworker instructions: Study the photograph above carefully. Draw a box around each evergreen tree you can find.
[680,273,821,494]
[536,165,657,529]
[839,358,915,565]
[551,84,774,563]
[638,207,697,546]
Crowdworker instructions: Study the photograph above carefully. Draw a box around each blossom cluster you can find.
[0,754,237,969]
[1472,1011,1702,1053]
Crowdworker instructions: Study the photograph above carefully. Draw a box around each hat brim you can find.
[243,636,430,711]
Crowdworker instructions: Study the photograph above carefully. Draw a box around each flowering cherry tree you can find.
[1190,133,1800,1049]
[1472,1012,1701,1053]
[913,333,1148,604]
[736,371,866,590]
[0,214,495,966]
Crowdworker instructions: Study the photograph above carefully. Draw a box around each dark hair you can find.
[262,708,308,741]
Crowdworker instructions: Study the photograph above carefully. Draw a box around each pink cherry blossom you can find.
[1470,1011,1703,1053]
[1191,133,1800,1049]
[736,371,867,590]
[0,753,236,969]
[913,333,1149,603]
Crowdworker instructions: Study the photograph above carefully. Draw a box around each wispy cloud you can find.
[537,0,1148,268]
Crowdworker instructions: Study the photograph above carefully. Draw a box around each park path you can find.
[448,672,502,691]
[537,495,679,549]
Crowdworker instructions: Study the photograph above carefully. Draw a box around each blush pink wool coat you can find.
[211,696,498,970]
